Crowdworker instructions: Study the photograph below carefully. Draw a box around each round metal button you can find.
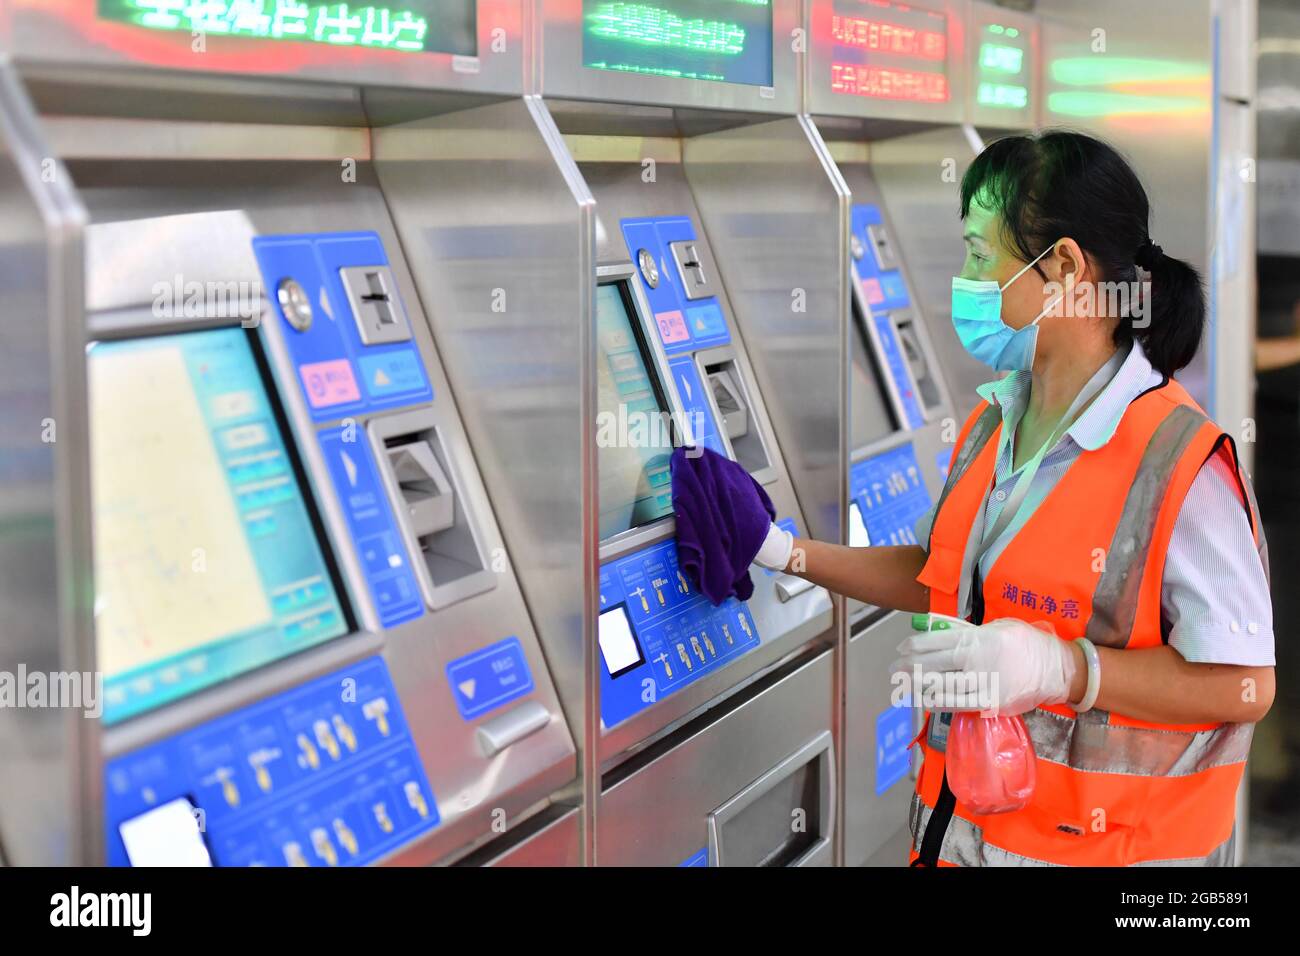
[277,278,313,332]
[637,248,660,289]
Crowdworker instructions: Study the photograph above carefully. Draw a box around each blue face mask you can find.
[951,242,1065,372]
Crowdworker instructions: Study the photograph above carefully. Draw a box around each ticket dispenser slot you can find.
[707,732,834,867]
[369,409,494,610]
[702,358,772,476]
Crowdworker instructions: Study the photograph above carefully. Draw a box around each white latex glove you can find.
[893,617,1080,717]
[752,522,794,571]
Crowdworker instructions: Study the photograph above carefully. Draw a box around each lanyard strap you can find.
[976,349,1126,558]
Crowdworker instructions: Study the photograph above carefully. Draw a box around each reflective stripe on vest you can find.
[928,403,1002,551]
[911,380,1260,866]
[1023,708,1253,776]
[909,793,1236,867]
[1087,404,1206,648]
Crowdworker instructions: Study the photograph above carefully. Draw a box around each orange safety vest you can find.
[910,377,1265,867]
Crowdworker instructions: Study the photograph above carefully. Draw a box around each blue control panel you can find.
[621,216,733,356]
[105,657,439,867]
[667,355,727,456]
[680,847,710,867]
[850,442,933,547]
[851,204,912,313]
[253,231,432,631]
[253,231,432,422]
[445,636,535,721]
[851,204,924,430]
[598,537,761,728]
[318,426,424,629]
[876,703,913,795]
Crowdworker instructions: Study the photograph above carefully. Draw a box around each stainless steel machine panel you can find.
[572,162,833,765]
[599,648,835,865]
[480,806,581,866]
[683,116,849,547]
[859,127,990,404]
[560,113,843,863]
[836,162,954,592]
[373,94,598,863]
[0,63,94,866]
[838,163,954,866]
[844,610,916,866]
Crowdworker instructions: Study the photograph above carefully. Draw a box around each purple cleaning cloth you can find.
[670,446,776,606]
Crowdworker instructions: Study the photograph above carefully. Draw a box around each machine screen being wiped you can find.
[596,281,675,540]
[583,0,774,86]
[89,328,349,724]
[96,1,477,55]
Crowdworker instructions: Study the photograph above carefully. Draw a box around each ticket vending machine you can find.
[506,0,846,866]
[805,0,980,866]
[0,0,585,865]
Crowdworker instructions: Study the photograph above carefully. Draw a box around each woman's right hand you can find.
[780,536,931,614]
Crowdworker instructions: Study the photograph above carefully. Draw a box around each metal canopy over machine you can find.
[0,0,587,866]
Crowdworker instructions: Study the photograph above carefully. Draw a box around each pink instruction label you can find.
[299,359,361,409]
[861,278,885,306]
[654,310,690,345]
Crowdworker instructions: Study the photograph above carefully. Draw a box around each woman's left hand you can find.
[894,618,1082,716]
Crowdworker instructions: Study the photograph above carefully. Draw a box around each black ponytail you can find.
[959,129,1205,377]
[1134,247,1205,377]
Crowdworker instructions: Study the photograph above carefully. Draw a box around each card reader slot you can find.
[708,368,748,441]
[385,438,455,540]
[703,358,770,475]
[370,410,494,609]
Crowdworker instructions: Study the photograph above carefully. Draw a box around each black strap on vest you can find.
[1203,432,1256,536]
[1134,373,1171,401]
[913,777,956,867]
[912,578,987,867]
